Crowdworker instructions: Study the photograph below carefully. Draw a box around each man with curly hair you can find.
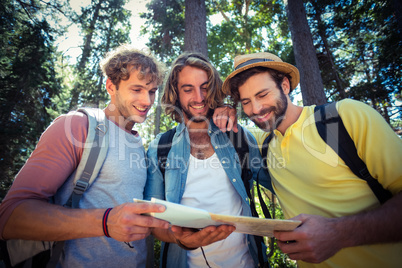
[0,45,170,267]
[144,52,272,268]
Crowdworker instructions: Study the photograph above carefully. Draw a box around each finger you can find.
[216,115,228,132]
[129,203,166,214]
[197,225,234,244]
[274,230,299,242]
[138,215,170,229]
[226,116,234,132]
[276,239,298,253]
[233,123,238,133]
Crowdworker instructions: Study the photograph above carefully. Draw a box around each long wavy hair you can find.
[162,52,225,123]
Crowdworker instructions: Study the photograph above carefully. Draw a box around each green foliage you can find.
[140,0,185,62]
[207,0,292,78]
[136,100,177,150]
[0,0,62,199]
[0,0,134,199]
[66,0,131,111]
[252,184,296,267]
[307,0,401,121]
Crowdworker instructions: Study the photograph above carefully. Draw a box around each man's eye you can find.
[259,92,268,98]
[241,101,250,106]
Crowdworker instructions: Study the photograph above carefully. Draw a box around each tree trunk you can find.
[314,6,345,99]
[184,0,208,57]
[394,0,402,40]
[69,0,103,110]
[287,0,326,105]
[154,89,163,136]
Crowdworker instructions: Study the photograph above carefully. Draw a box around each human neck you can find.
[276,102,303,135]
[104,105,135,132]
[183,116,210,132]
[184,117,214,159]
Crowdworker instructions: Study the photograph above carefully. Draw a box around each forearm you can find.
[2,200,104,241]
[335,191,402,247]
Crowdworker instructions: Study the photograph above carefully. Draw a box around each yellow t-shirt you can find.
[250,99,402,268]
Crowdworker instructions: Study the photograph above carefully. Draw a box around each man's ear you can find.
[106,78,116,96]
[282,77,291,95]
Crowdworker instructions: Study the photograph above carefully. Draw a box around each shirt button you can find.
[232,179,236,182]
[215,146,218,149]
[166,163,169,167]
[222,160,226,164]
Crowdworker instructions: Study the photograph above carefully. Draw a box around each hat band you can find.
[235,58,274,70]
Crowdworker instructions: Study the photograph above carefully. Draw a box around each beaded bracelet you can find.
[102,208,113,237]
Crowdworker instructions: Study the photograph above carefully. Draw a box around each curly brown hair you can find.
[162,52,225,123]
[100,44,166,87]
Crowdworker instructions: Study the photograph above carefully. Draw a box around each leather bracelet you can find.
[176,239,198,250]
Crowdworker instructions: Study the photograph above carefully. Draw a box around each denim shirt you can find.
[145,120,271,268]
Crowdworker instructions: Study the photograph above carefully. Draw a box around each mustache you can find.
[250,107,276,119]
[189,100,206,107]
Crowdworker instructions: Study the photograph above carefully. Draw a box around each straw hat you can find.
[222,52,300,94]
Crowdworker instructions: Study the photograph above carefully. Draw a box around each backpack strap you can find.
[226,127,270,268]
[48,108,109,268]
[65,108,109,208]
[226,127,272,219]
[314,102,392,204]
[157,127,176,268]
[157,128,177,179]
[261,132,274,174]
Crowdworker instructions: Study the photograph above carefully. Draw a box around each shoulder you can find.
[47,111,89,147]
[246,126,270,146]
[337,98,373,112]
[147,128,177,158]
[336,99,386,126]
[52,110,89,131]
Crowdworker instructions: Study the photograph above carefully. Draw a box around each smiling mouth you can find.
[191,104,206,110]
[255,111,272,121]
[134,106,148,112]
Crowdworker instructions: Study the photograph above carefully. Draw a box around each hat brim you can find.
[222,61,300,96]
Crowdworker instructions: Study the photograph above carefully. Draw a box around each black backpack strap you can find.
[226,127,270,268]
[157,128,177,178]
[157,128,176,268]
[314,102,392,204]
[261,132,274,173]
[226,127,272,218]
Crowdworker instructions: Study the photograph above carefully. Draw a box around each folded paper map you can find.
[134,198,301,237]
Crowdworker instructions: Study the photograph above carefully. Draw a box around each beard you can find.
[181,101,213,123]
[249,89,288,132]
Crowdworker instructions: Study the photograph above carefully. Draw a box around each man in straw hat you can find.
[145,51,272,268]
[213,52,402,268]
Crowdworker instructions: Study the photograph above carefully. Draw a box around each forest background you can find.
[1,0,401,266]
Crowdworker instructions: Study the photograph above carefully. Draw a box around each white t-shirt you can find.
[181,153,254,268]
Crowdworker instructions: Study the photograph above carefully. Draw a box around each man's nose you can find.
[141,92,152,106]
[194,88,205,102]
[252,100,263,115]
